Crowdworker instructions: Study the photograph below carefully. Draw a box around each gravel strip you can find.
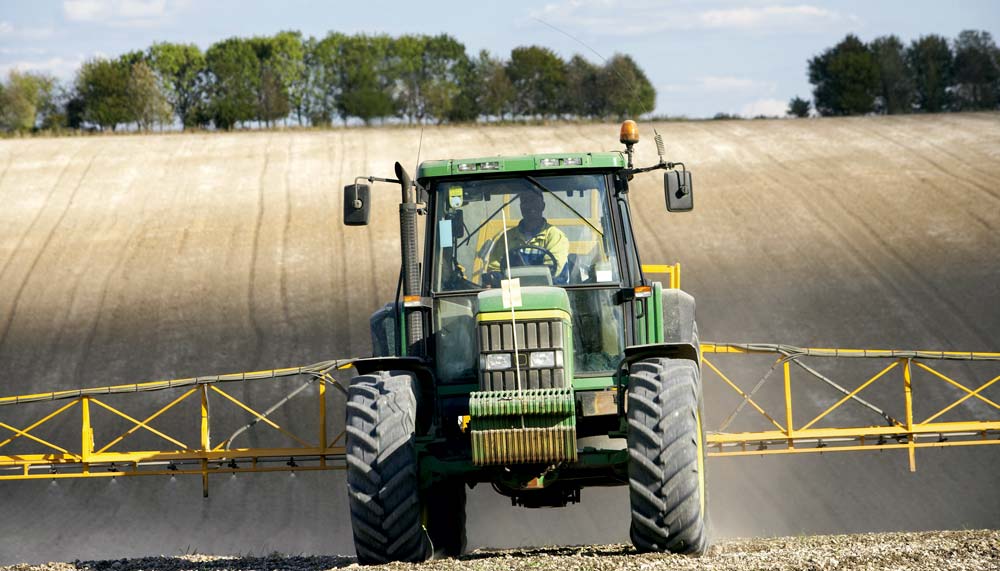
[3,530,998,571]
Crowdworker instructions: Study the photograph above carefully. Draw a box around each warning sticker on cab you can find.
[449,187,463,208]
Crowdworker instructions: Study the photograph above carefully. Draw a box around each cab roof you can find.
[416,152,626,180]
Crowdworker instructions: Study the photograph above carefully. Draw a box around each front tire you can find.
[346,371,431,564]
[627,358,708,555]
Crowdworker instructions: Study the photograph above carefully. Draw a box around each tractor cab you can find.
[421,157,633,386]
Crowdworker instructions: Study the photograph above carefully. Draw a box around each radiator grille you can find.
[478,319,567,391]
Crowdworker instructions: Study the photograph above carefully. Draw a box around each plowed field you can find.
[1,114,998,564]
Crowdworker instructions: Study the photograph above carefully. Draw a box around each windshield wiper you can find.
[455,194,519,249]
[524,176,604,237]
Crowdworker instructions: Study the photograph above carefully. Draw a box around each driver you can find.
[486,189,569,276]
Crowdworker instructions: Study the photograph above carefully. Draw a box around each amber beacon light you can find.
[619,120,640,145]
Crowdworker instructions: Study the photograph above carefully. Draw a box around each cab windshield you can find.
[431,174,620,292]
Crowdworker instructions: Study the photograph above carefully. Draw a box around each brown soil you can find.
[0,114,998,564]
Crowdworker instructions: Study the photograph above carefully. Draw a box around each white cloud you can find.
[0,55,88,80]
[0,47,48,56]
[740,98,789,117]
[699,4,840,29]
[529,1,842,36]
[63,0,190,27]
[0,20,55,39]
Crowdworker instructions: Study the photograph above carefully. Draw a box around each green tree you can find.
[127,60,172,130]
[563,55,600,118]
[421,34,468,123]
[306,32,345,125]
[870,35,914,114]
[445,52,480,123]
[952,30,1000,110]
[258,64,290,125]
[275,31,307,123]
[258,31,305,125]
[475,50,514,120]
[507,45,566,118]
[75,57,132,130]
[338,34,395,125]
[147,42,206,128]
[0,75,34,132]
[787,96,811,117]
[205,37,260,130]
[595,53,656,120]
[808,34,879,116]
[246,34,294,126]
[65,94,86,130]
[389,34,468,123]
[907,34,953,112]
[0,70,59,132]
[391,34,427,123]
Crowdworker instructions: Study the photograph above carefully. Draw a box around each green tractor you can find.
[342,121,705,564]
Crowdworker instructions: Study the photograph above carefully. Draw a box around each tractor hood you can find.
[476,286,571,316]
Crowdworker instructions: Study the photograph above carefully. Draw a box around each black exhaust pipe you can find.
[395,162,423,356]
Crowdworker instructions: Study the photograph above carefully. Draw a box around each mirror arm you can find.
[358,175,401,185]
[353,175,404,207]
[625,160,684,177]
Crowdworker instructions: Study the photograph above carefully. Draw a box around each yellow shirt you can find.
[486,220,569,276]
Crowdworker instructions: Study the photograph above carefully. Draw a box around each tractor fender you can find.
[623,342,699,369]
[661,288,697,346]
[623,288,700,367]
[350,357,436,433]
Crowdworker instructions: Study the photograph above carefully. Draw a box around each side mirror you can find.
[344,183,371,226]
[450,210,465,239]
[664,170,693,212]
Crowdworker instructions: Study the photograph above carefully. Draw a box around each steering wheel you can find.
[477,245,561,288]
[508,245,560,276]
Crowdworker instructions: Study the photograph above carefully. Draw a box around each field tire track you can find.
[326,130,352,355]
[748,135,993,347]
[847,121,1000,205]
[280,136,298,355]
[890,114,1000,187]
[360,134,380,354]
[0,146,85,285]
[247,134,274,369]
[69,139,191,386]
[0,146,15,195]
[0,148,99,353]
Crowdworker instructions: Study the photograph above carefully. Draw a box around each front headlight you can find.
[482,353,513,370]
[529,350,558,368]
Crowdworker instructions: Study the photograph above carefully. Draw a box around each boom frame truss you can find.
[701,344,1000,470]
[1,262,997,488]
[0,361,354,496]
[3,344,996,492]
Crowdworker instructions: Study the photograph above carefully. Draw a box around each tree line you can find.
[789,29,1000,117]
[0,31,656,133]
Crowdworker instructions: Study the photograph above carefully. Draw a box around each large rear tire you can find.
[627,358,709,555]
[346,371,431,565]
[425,478,467,558]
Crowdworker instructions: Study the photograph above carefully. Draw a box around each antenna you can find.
[413,124,426,203]
[533,17,654,119]
[414,124,425,175]
[534,17,667,161]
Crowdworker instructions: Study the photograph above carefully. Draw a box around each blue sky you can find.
[1,0,998,118]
